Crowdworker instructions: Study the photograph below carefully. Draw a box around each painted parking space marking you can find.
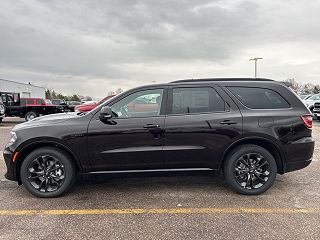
[0,207,320,216]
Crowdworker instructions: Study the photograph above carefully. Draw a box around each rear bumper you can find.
[283,137,315,173]
[283,158,312,173]
[3,147,17,181]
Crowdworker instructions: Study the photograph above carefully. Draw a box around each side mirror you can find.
[99,106,113,121]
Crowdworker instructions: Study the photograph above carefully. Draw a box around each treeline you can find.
[284,79,320,94]
[45,89,92,102]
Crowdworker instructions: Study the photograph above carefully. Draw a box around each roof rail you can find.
[170,78,275,83]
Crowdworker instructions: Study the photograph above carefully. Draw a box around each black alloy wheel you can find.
[20,147,76,198]
[26,155,65,193]
[234,153,270,190]
[223,144,277,195]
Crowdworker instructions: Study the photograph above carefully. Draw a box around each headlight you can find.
[10,131,17,143]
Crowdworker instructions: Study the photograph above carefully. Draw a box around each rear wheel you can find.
[223,144,277,195]
[20,147,76,198]
[25,111,38,121]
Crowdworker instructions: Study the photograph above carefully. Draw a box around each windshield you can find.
[309,95,320,100]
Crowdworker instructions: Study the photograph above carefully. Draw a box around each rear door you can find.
[163,84,243,169]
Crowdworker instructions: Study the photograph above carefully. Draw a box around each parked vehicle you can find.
[312,102,320,120]
[3,78,314,197]
[75,95,115,113]
[0,97,5,124]
[2,94,64,121]
[21,98,53,106]
[302,94,320,112]
[51,99,67,106]
[66,101,81,112]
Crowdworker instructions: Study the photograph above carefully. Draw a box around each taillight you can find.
[301,115,313,129]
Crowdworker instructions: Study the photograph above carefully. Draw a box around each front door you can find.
[87,87,167,171]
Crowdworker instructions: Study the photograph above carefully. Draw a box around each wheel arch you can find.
[220,137,285,174]
[15,141,81,184]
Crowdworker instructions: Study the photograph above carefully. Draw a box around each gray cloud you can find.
[0,0,320,96]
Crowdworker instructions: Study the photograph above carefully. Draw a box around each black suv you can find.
[3,78,315,197]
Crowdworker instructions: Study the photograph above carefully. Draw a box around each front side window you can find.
[171,87,226,114]
[228,87,290,109]
[110,89,163,118]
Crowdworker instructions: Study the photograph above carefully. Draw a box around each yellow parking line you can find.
[0,207,319,216]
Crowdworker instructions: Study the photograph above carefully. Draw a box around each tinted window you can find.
[36,99,45,105]
[20,99,26,106]
[228,87,290,109]
[111,89,163,118]
[26,99,34,105]
[172,87,226,114]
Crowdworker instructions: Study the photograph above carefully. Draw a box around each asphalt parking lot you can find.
[0,118,320,240]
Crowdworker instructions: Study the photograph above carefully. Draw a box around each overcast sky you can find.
[1,0,320,97]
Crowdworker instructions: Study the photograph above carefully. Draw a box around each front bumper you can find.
[3,147,17,181]
[313,109,320,117]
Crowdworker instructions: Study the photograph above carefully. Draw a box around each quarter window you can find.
[111,89,163,118]
[228,87,290,109]
[171,87,226,114]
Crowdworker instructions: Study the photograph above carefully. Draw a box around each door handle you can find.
[143,124,160,129]
[220,120,237,125]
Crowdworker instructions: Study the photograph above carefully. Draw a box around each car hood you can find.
[13,112,84,131]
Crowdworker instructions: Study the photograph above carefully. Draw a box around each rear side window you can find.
[172,87,226,114]
[36,99,45,105]
[228,87,290,109]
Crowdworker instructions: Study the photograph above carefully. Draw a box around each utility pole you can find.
[249,57,263,78]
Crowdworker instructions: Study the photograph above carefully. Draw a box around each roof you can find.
[0,78,45,89]
[170,78,275,83]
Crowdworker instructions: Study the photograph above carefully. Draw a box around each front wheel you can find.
[20,147,76,198]
[223,145,277,195]
[25,111,38,121]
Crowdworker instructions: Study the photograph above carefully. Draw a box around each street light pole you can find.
[249,57,263,78]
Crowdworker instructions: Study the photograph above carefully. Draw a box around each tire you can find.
[25,111,38,121]
[0,118,2,123]
[20,147,76,198]
[223,144,277,195]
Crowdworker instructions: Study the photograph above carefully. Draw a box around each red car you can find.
[75,95,115,113]
[21,98,54,106]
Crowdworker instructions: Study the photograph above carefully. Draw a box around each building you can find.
[0,78,45,98]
